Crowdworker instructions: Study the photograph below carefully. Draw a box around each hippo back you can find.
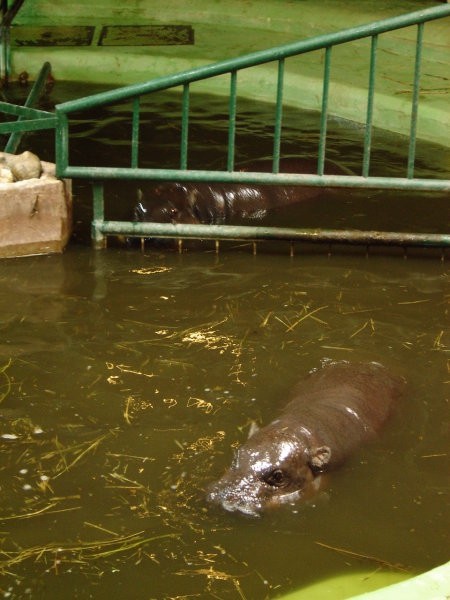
[282,361,404,467]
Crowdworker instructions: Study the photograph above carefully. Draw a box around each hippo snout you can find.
[206,476,264,517]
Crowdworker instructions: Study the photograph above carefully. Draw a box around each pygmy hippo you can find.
[134,157,348,226]
[206,360,404,517]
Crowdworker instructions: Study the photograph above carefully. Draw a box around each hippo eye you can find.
[263,468,287,488]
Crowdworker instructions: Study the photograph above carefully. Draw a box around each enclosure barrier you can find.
[3,5,450,250]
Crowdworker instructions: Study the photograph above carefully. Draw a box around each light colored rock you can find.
[5,151,42,181]
[0,167,14,183]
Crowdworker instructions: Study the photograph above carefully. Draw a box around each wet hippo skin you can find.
[206,361,405,517]
[134,157,348,225]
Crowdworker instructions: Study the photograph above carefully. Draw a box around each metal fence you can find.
[2,4,450,249]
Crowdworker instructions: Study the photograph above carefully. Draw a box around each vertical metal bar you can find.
[4,20,9,78]
[180,83,189,169]
[92,181,105,248]
[407,22,423,179]
[362,35,378,177]
[1,0,25,82]
[0,0,5,78]
[318,46,332,175]
[131,95,140,168]
[0,26,6,81]
[0,2,5,81]
[54,109,69,178]
[227,70,237,171]
[272,58,285,174]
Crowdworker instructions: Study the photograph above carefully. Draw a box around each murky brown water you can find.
[0,83,448,599]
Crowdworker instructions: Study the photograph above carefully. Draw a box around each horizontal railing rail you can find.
[63,167,450,192]
[94,221,450,248]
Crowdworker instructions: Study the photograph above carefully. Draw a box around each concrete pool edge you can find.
[276,560,450,599]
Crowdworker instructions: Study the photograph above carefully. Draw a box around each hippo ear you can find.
[248,421,260,439]
[309,445,331,471]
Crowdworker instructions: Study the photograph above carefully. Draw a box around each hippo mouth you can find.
[221,499,261,517]
[206,485,262,517]
[207,485,303,517]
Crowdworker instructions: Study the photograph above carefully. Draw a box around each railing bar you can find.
[407,22,423,179]
[131,95,140,169]
[0,117,56,134]
[58,165,450,191]
[97,220,450,248]
[92,181,105,248]
[272,58,285,174]
[362,35,378,177]
[318,46,332,175]
[0,24,10,82]
[180,83,189,169]
[0,101,53,117]
[0,0,23,81]
[227,70,237,172]
[54,109,69,178]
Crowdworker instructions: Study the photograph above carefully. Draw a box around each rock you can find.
[6,151,42,181]
[0,167,14,183]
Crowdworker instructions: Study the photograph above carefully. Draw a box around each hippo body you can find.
[207,361,404,517]
[134,158,347,225]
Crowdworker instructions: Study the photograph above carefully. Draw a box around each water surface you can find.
[0,83,448,599]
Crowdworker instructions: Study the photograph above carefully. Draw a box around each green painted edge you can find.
[276,561,450,600]
[351,561,450,600]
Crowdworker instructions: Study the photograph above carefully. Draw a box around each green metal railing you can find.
[2,5,450,250]
[53,4,450,249]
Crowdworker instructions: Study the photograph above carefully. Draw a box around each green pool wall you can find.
[9,0,450,148]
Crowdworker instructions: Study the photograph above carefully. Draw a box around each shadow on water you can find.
[0,82,448,599]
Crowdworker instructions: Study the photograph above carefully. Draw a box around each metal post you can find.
[407,22,424,179]
[318,46,332,175]
[362,35,378,177]
[131,95,140,168]
[180,83,189,169]
[272,58,285,174]
[227,70,237,171]
[92,181,106,248]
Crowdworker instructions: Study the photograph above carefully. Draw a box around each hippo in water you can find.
[206,360,405,517]
[134,157,349,226]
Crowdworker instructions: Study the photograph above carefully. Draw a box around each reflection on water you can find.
[0,83,448,599]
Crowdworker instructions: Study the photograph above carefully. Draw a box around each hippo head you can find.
[206,424,330,517]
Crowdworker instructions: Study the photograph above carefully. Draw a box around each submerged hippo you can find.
[206,361,404,517]
[134,157,348,225]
